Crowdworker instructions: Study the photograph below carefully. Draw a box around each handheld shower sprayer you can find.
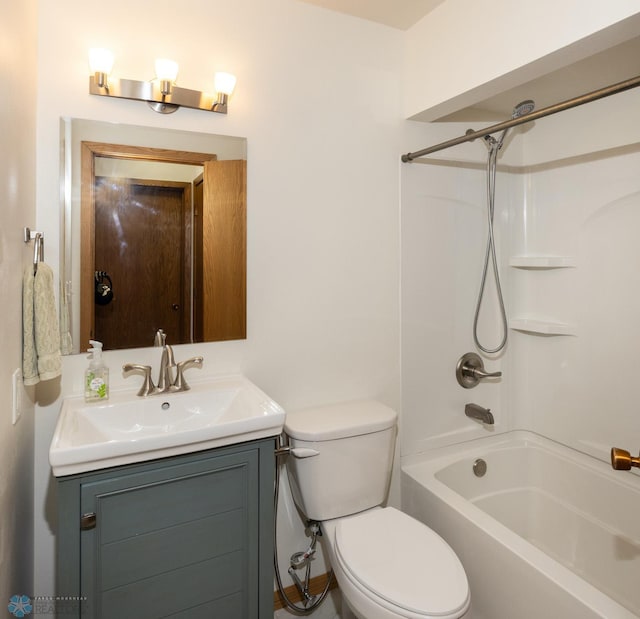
[513,99,536,117]
[473,98,535,355]
[496,99,536,149]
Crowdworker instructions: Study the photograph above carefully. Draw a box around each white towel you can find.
[23,263,62,386]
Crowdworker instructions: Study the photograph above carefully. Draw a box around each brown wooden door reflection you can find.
[202,160,246,341]
[93,177,190,349]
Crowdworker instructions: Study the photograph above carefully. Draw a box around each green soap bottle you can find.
[85,340,109,402]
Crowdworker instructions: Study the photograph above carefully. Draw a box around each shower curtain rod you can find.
[401,74,640,162]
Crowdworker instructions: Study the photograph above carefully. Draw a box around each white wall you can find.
[404,0,640,121]
[0,0,37,606]
[34,0,403,599]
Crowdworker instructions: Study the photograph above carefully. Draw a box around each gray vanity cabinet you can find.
[56,438,275,618]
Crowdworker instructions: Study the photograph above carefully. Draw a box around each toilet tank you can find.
[284,400,397,521]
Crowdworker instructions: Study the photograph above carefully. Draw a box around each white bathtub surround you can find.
[401,431,640,619]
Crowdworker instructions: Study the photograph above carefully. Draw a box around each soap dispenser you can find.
[85,340,109,402]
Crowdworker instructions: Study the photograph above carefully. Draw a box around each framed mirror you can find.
[61,118,247,354]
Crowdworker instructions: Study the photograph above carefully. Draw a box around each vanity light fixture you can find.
[88,49,236,115]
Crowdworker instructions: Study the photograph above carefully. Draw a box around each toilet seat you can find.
[333,508,470,618]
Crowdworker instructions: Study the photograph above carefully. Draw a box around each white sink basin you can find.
[49,375,285,476]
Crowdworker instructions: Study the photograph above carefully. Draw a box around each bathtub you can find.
[401,431,640,619]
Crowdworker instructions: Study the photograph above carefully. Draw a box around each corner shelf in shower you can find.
[509,256,576,269]
[509,318,576,336]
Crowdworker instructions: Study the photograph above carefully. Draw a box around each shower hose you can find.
[473,139,508,354]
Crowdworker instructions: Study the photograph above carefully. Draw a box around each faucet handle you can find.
[174,356,204,391]
[123,363,156,397]
[456,352,502,389]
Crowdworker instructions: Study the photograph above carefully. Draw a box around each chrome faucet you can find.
[123,330,203,396]
[155,329,176,392]
[465,403,495,425]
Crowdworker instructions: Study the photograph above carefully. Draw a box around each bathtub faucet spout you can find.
[465,403,494,425]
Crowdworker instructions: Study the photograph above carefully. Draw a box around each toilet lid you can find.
[335,508,469,617]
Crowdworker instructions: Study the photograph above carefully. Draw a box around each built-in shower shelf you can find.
[509,256,576,269]
[509,318,576,336]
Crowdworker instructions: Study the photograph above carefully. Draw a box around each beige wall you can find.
[0,0,37,605]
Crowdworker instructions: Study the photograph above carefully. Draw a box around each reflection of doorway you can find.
[94,177,191,349]
[80,142,247,351]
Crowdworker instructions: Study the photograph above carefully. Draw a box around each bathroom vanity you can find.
[49,374,286,619]
[55,438,275,618]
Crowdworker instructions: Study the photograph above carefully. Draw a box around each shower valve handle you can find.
[470,367,502,379]
[456,352,502,389]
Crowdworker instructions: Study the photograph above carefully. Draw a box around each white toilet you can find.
[284,400,470,619]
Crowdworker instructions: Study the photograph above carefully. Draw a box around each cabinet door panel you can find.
[91,462,247,543]
[100,508,244,590]
[163,592,243,618]
[102,550,243,618]
[80,449,258,618]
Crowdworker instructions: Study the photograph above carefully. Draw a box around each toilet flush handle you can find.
[290,448,320,458]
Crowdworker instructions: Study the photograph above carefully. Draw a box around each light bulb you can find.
[155,58,179,82]
[89,48,114,87]
[214,72,237,96]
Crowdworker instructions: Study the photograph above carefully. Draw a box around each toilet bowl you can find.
[323,507,470,619]
[284,400,470,619]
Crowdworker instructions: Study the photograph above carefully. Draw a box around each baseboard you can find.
[274,571,338,610]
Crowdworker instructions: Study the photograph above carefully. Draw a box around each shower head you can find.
[512,99,535,119]
[477,98,537,153]
[495,99,536,148]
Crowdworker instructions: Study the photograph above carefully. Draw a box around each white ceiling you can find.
[296,0,445,30]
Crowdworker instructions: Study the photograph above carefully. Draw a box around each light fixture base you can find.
[147,101,180,114]
[89,76,228,114]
